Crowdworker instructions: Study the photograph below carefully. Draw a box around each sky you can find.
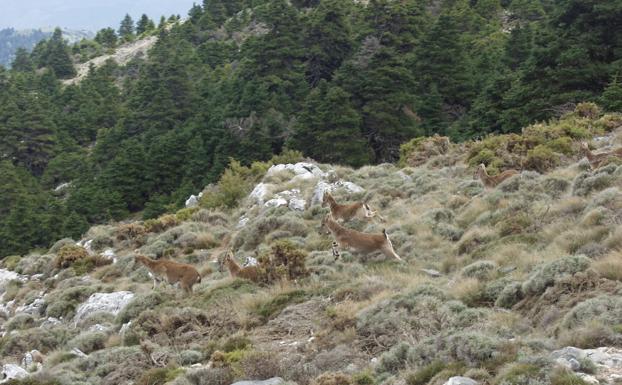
[0,0,198,31]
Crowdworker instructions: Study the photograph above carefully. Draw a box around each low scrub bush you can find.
[399,136,451,167]
[68,330,108,354]
[136,368,185,385]
[357,287,486,353]
[522,255,591,296]
[257,240,309,283]
[461,260,497,280]
[311,372,353,385]
[144,214,178,233]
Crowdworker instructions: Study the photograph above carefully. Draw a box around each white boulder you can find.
[185,195,200,208]
[0,269,26,292]
[250,183,271,204]
[1,364,28,383]
[311,180,365,205]
[230,378,285,385]
[444,377,478,385]
[264,197,288,208]
[73,291,135,325]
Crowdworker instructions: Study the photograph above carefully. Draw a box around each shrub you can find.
[406,361,446,385]
[179,350,204,365]
[240,351,283,379]
[574,102,601,119]
[550,368,589,385]
[176,207,199,221]
[312,372,353,385]
[2,255,21,270]
[561,295,622,331]
[0,326,74,355]
[116,291,169,324]
[495,282,524,308]
[253,290,307,321]
[183,367,233,385]
[115,223,147,241]
[144,214,179,233]
[54,245,89,269]
[495,363,547,385]
[45,285,99,319]
[399,136,451,167]
[524,145,559,173]
[357,288,486,354]
[200,160,256,210]
[48,238,76,254]
[5,313,36,331]
[461,260,497,280]
[136,368,185,385]
[257,240,309,283]
[522,255,591,296]
[68,331,108,353]
[573,171,614,197]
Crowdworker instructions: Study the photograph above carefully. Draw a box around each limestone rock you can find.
[73,291,134,325]
[230,377,285,385]
[444,377,478,385]
[445,376,478,385]
[1,364,28,382]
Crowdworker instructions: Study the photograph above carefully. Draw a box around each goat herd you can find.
[135,142,620,294]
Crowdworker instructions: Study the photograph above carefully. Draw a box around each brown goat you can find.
[219,250,261,283]
[474,163,519,188]
[135,255,201,294]
[321,214,402,261]
[322,192,378,222]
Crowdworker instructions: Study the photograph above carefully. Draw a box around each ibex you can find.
[580,142,622,168]
[321,214,402,261]
[219,250,261,283]
[322,192,380,222]
[135,255,201,294]
[474,163,519,188]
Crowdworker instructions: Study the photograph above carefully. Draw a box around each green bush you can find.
[406,361,446,385]
[253,290,307,321]
[461,260,497,280]
[522,255,591,296]
[136,368,185,385]
[495,282,524,308]
[524,145,559,173]
[68,330,108,354]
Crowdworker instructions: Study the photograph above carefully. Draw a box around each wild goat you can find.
[321,214,402,261]
[474,163,519,188]
[322,192,380,222]
[135,255,201,294]
[219,250,261,282]
[580,142,622,168]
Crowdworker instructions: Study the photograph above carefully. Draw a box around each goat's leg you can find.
[331,241,341,261]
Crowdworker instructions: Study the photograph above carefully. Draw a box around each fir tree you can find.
[119,14,135,39]
[136,14,156,35]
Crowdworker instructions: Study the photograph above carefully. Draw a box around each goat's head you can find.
[473,163,486,180]
[322,192,333,207]
[580,142,590,153]
[218,250,233,272]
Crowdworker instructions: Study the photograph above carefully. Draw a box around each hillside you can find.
[1,106,622,385]
[2,0,622,258]
[0,28,92,67]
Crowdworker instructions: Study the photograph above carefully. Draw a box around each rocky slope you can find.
[1,110,622,385]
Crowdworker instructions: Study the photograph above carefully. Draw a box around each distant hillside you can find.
[0,28,92,67]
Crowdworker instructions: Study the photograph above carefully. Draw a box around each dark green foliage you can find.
[119,14,135,39]
[2,0,622,256]
[136,14,156,35]
[34,28,75,78]
[95,28,118,48]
